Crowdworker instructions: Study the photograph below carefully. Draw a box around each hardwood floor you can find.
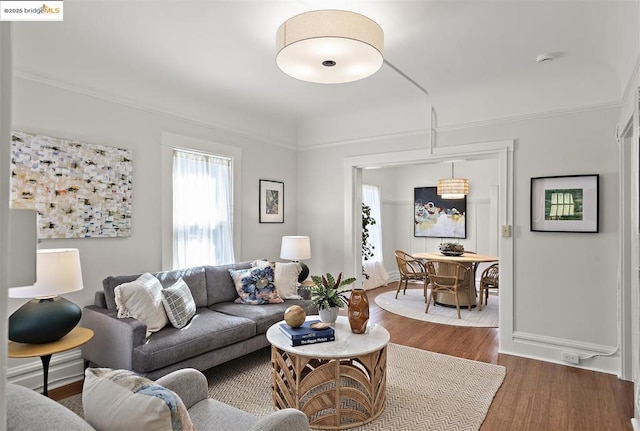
[51,281,634,430]
[369,282,634,431]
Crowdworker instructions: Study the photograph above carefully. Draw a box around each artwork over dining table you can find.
[414,186,467,239]
[10,131,133,239]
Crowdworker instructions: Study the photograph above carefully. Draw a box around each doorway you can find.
[343,140,514,347]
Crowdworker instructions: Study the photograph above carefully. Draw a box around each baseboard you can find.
[7,348,85,391]
[505,331,619,376]
[631,418,640,431]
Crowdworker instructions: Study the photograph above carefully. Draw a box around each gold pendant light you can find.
[437,163,469,199]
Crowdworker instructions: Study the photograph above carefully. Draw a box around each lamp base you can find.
[9,296,81,344]
[298,262,309,283]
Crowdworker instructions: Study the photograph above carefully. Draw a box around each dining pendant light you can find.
[276,10,384,84]
[437,163,469,199]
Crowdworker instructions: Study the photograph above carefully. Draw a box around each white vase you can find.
[319,307,339,324]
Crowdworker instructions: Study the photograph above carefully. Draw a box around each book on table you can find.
[279,320,335,346]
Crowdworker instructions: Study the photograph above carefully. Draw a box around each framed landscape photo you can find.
[414,186,467,238]
[530,174,599,233]
[259,179,284,223]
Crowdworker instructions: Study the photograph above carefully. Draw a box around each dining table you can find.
[412,252,499,308]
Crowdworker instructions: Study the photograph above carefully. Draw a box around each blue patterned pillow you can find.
[229,266,283,305]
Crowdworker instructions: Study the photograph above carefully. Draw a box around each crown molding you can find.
[13,71,297,151]
[435,101,622,133]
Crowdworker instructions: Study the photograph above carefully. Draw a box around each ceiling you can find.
[11,0,639,138]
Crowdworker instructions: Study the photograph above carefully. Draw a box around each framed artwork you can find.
[414,186,466,238]
[530,174,599,233]
[259,179,284,223]
[10,131,133,239]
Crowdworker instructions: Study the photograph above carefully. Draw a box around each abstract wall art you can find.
[414,186,467,238]
[10,131,133,238]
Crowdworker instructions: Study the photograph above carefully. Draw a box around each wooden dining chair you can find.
[424,261,469,319]
[394,250,429,300]
[478,263,499,311]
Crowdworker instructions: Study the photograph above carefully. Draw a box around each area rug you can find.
[375,288,499,327]
[59,343,505,431]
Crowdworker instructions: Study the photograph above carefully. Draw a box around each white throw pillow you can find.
[161,278,196,329]
[114,273,169,336]
[83,368,194,431]
[274,262,302,299]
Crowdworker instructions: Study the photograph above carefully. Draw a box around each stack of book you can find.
[279,320,335,346]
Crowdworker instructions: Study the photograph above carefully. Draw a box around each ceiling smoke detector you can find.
[536,53,555,64]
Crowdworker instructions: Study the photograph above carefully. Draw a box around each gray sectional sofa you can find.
[81,261,316,379]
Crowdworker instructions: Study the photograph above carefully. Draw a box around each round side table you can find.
[8,326,94,396]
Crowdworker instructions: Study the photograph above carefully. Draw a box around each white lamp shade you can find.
[9,248,83,298]
[280,236,311,260]
[276,10,384,84]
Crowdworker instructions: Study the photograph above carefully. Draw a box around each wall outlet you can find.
[561,352,580,364]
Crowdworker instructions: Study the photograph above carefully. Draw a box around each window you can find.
[172,149,235,268]
[362,184,383,262]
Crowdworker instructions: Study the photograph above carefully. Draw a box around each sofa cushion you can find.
[103,266,207,311]
[204,261,252,305]
[132,308,256,373]
[210,299,316,334]
[253,260,302,299]
[161,278,196,329]
[114,273,169,337]
[230,266,283,305]
[83,368,193,431]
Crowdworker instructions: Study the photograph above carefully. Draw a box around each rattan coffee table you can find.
[266,315,390,430]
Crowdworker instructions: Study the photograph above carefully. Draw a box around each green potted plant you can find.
[439,242,465,256]
[304,273,356,323]
[362,203,377,279]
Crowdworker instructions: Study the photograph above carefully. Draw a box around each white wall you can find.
[8,76,300,390]
[300,105,621,374]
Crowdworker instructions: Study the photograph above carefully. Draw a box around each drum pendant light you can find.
[437,163,469,199]
[276,10,384,84]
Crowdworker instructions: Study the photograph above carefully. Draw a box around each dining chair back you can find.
[394,250,429,300]
[479,263,499,311]
[424,261,469,319]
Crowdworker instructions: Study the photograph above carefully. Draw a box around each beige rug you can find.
[375,288,499,328]
[59,343,505,431]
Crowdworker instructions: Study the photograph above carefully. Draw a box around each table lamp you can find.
[8,248,84,344]
[280,236,311,283]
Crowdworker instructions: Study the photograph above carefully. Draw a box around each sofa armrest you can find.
[248,409,310,431]
[8,383,96,431]
[156,368,208,409]
[81,305,147,370]
[94,291,107,309]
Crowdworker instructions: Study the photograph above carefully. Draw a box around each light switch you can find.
[501,225,511,237]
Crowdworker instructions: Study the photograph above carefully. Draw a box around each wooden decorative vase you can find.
[348,288,369,334]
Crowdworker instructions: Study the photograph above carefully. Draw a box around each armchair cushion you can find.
[82,368,194,431]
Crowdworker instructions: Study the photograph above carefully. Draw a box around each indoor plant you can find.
[305,273,356,323]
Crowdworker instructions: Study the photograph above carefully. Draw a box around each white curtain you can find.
[362,184,389,290]
[173,149,235,268]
